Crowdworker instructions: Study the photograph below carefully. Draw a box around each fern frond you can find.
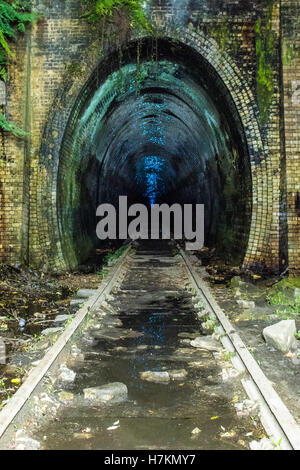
[81,0,151,32]
[0,112,28,138]
[0,28,14,57]
[0,2,39,136]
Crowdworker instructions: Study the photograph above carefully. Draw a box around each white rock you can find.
[221,430,237,439]
[220,368,240,381]
[168,369,188,380]
[236,300,255,310]
[190,336,222,352]
[15,437,40,450]
[140,371,170,383]
[70,299,85,306]
[235,400,257,417]
[263,320,297,353]
[294,288,300,299]
[83,382,128,403]
[54,314,72,323]
[234,289,242,298]
[249,438,275,450]
[71,345,83,358]
[191,427,202,435]
[41,327,63,336]
[57,365,76,384]
[33,392,60,418]
[107,425,120,431]
[76,289,97,298]
[58,391,74,402]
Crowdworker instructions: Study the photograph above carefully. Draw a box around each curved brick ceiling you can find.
[58,40,252,268]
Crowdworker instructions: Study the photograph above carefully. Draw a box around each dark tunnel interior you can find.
[57,38,252,269]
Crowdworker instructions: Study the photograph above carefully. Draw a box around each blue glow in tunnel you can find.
[137,100,170,147]
[135,156,166,206]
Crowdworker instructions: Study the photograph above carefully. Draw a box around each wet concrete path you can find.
[33,241,263,450]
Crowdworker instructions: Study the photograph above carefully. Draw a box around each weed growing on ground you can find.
[266,290,289,306]
[104,245,127,264]
[275,297,300,319]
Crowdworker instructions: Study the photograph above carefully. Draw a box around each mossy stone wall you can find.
[0,0,297,274]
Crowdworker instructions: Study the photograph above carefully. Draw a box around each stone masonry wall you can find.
[282,0,300,276]
[0,0,297,274]
[0,31,29,265]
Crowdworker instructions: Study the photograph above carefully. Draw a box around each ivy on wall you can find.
[206,21,239,56]
[0,111,28,137]
[80,1,153,100]
[0,0,278,138]
[0,1,150,138]
[81,0,151,33]
[255,0,276,124]
[0,1,38,137]
[282,40,297,66]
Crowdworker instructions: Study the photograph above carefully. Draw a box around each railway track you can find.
[0,240,300,450]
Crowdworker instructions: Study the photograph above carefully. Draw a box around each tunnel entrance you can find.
[57,38,252,269]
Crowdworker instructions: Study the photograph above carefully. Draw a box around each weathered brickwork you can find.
[282,0,300,276]
[0,0,298,274]
[0,32,29,265]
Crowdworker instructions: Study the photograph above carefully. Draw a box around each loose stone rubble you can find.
[263,320,297,353]
[83,382,128,404]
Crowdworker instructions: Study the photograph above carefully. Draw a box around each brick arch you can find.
[34,26,273,272]
[162,24,273,273]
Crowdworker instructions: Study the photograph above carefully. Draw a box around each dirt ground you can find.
[0,247,119,409]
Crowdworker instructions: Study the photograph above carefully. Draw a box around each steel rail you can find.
[1,241,300,450]
[0,244,132,442]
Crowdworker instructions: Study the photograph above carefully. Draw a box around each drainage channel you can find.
[0,240,299,450]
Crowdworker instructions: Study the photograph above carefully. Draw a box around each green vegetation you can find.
[104,245,127,264]
[64,61,84,80]
[266,293,300,318]
[266,278,300,305]
[81,1,153,97]
[223,351,235,361]
[0,1,38,136]
[0,0,37,75]
[96,268,107,277]
[266,290,289,306]
[271,437,283,451]
[272,277,300,290]
[276,298,300,319]
[254,0,276,124]
[195,299,205,311]
[282,41,296,66]
[266,277,300,318]
[81,0,151,33]
[208,21,239,56]
[64,316,74,329]
[96,245,127,276]
[0,111,28,137]
[0,394,11,411]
